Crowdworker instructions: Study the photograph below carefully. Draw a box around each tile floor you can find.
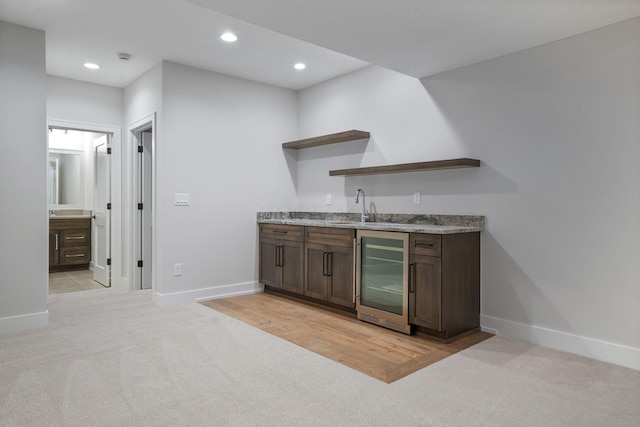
[49,269,106,294]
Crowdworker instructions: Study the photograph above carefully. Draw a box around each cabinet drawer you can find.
[61,230,89,246]
[60,246,91,265]
[50,218,91,231]
[305,226,355,247]
[259,224,304,242]
[410,233,441,257]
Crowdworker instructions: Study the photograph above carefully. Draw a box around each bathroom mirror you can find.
[48,149,85,207]
[48,127,89,209]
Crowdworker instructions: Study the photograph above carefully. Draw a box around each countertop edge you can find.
[257,219,482,234]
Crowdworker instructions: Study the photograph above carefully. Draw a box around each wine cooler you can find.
[355,230,411,334]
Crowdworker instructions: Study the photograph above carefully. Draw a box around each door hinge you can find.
[138,145,143,153]
[138,203,143,210]
[107,202,111,210]
[107,147,112,154]
[138,260,143,268]
[107,258,111,266]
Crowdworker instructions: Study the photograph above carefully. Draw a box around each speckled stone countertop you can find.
[257,212,484,234]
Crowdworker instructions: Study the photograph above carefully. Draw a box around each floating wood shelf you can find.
[282,130,370,150]
[329,158,480,176]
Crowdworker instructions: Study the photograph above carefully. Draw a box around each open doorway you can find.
[127,115,155,292]
[138,129,153,290]
[47,124,112,293]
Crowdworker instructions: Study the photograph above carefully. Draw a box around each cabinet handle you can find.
[415,242,434,248]
[322,252,327,276]
[65,236,85,240]
[66,254,85,258]
[55,234,59,250]
[275,245,280,267]
[272,230,288,234]
[409,263,416,293]
[278,246,284,267]
[327,252,333,277]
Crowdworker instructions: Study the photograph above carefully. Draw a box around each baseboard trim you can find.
[0,310,48,335]
[481,314,640,371]
[152,281,263,307]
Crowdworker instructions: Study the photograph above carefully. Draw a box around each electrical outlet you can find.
[326,194,332,205]
[174,263,182,276]
[174,193,190,206]
[413,192,421,205]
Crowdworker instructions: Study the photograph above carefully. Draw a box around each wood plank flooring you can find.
[201,292,492,383]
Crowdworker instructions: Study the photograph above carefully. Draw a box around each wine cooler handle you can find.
[352,238,358,304]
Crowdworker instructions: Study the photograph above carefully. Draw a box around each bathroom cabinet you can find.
[49,217,91,272]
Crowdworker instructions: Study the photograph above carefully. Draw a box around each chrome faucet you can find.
[355,188,368,224]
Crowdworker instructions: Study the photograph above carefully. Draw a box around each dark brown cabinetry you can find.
[304,227,355,309]
[408,232,480,339]
[49,218,92,272]
[259,224,304,294]
[258,221,481,339]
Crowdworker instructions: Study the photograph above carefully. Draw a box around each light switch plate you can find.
[413,192,421,205]
[174,193,190,206]
[326,194,332,205]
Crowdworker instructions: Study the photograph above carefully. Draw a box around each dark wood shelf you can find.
[329,158,480,176]
[282,130,370,150]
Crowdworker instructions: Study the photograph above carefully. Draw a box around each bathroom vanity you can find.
[49,216,91,272]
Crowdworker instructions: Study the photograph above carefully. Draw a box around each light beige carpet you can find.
[1,288,639,426]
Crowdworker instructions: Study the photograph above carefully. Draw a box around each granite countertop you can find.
[257,212,484,234]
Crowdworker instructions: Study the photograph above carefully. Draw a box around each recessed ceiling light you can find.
[294,63,306,70]
[84,62,100,70]
[220,32,238,42]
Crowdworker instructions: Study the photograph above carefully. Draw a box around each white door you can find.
[140,130,153,290]
[93,135,110,286]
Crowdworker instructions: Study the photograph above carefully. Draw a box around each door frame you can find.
[126,114,156,291]
[46,119,121,287]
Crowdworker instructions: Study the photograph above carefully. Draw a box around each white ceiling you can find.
[1,0,640,90]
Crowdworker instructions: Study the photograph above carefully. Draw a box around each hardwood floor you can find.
[201,292,492,383]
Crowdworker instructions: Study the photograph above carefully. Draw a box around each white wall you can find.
[152,61,298,304]
[123,63,163,290]
[297,18,640,368]
[0,21,48,333]
[47,76,123,126]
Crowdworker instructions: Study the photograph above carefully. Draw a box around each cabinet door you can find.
[327,245,354,308]
[304,243,327,300]
[280,241,304,294]
[259,238,281,287]
[409,254,442,331]
[49,230,60,267]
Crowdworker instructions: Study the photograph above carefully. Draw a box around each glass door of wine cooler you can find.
[356,230,411,334]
